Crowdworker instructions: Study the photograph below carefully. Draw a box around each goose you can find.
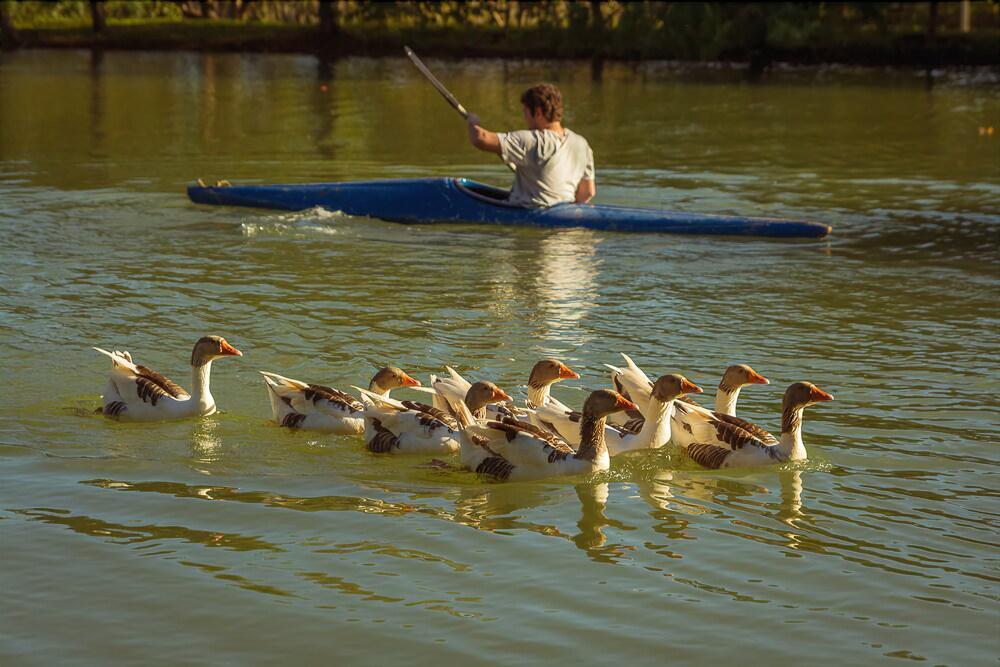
[529,374,702,455]
[94,336,242,421]
[670,365,775,450]
[524,359,580,408]
[686,382,833,469]
[609,359,769,435]
[453,388,637,481]
[353,384,468,454]
[428,362,568,421]
[260,366,420,434]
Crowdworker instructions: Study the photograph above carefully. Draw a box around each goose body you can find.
[429,365,526,421]
[260,366,418,434]
[670,364,773,449]
[608,358,770,442]
[532,374,702,455]
[95,336,242,422]
[686,382,833,469]
[354,387,460,454]
[454,387,636,481]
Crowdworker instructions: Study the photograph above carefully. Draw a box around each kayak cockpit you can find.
[453,178,526,208]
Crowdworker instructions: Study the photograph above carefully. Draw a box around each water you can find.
[1,50,998,664]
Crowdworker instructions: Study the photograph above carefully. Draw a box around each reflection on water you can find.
[535,229,600,336]
[11,507,282,553]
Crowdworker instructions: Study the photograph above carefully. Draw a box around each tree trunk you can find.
[90,0,106,35]
[0,1,21,49]
[319,0,338,36]
[960,0,971,33]
[927,1,939,39]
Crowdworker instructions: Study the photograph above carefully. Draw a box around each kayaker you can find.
[467,83,596,207]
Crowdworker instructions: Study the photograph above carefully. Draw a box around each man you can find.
[467,83,595,207]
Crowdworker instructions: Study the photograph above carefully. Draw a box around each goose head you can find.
[652,374,703,402]
[528,358,579,388]
[464,381,513,413]
[369,366,421,393]
[190,336,242,367]
[782,382,834,411]
[721,364,769,392]
[582,390,637,419]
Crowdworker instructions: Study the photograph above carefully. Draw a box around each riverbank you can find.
[4,20,999,69]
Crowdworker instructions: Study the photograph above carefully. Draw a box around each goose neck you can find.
[779,406,807,460]
[577,414,608,462]
[714,384,741,416]
[526,383,551,408]
[190,360,214,409]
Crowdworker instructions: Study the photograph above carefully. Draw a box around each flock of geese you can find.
[94,336,834,481]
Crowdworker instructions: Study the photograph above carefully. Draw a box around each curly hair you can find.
[520,83,563,123]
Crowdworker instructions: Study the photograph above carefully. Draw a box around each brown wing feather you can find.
[399,400,458,429]
[304,384,364,413]
[495,416,574,453]
[709,417,768,450]
[476,455,515,480]
[366,418,400,453]
[687,443,731,469]
[134,364,189,400]
[619,416,644,434]
[713,412,779,445]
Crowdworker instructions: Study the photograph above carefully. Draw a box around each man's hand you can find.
[467,114,502,155]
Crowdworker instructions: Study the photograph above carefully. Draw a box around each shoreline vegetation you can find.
[1,1,998,70]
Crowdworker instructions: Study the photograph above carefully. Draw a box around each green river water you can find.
[1,50,998,665]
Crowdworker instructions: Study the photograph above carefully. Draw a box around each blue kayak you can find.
[187,177,831,238]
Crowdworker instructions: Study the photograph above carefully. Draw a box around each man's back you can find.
[498,128,595,208]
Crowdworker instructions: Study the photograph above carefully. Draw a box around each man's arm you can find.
[467,114,501,155]
[575,178,596,204]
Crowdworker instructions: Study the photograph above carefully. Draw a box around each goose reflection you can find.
[775,469,805,549]
[572,482,637,563]
[451,483,570,537]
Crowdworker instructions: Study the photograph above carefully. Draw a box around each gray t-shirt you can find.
[496,129,595,207]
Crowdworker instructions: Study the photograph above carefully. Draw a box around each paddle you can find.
[404,46,515,173]
[404,46,469,120]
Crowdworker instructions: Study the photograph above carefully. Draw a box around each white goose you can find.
[260,366,420,435]
[529,374,702,455]
[524,359,580,408]
[353,385,464,455]
[670,365,774,450]
[454,388,637,481]
[427,361,572,422]
[608,358,770,434]
[686,382,833,469]
[94,336,242,421]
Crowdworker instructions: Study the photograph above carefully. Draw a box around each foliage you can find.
[4,1,998,63]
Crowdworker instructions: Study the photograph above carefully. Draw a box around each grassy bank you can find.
[3,18,999,68]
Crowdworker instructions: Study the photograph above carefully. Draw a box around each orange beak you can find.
[747,369,770,385]
[402,374,422,387]
[220,341,242,357]
[614,393,638,412]
[559,364,580,380]
[492,387,513,403]
[681,379,703,395]
[809,386,834,402]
